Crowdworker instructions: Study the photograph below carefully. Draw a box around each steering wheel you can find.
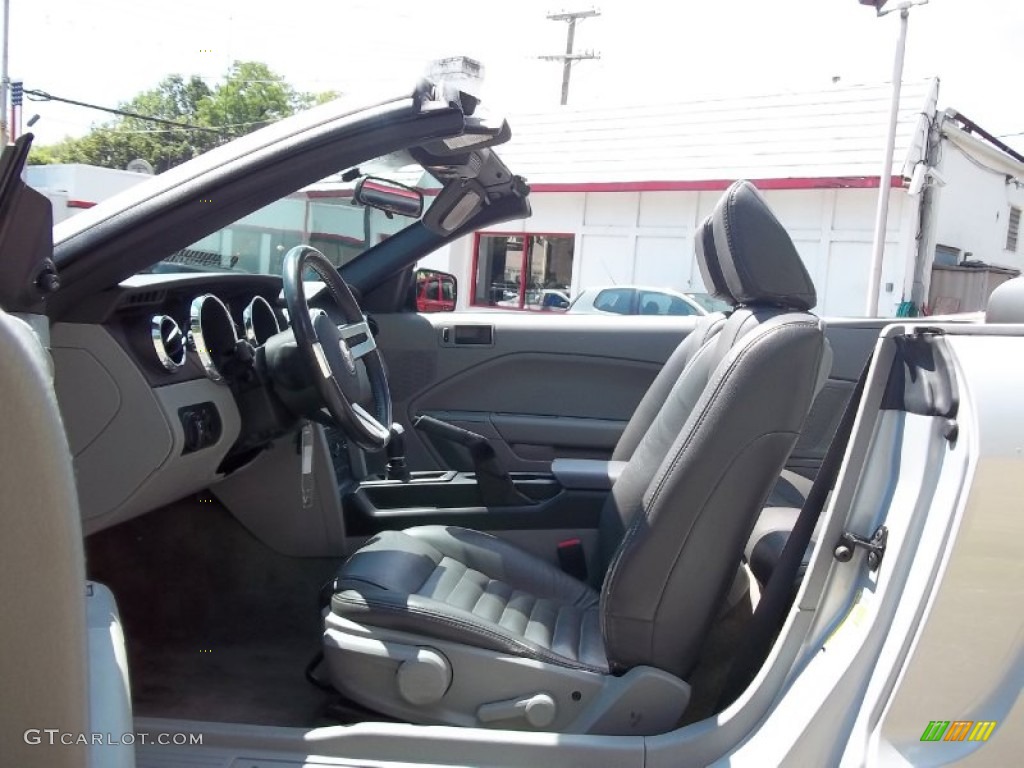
[281,245,392,452]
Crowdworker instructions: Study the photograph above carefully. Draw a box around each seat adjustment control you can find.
[396,648,451,705]
[477,693,557,728]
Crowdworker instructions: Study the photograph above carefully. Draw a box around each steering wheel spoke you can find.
[338,319,377,360]
[351,403,391,442]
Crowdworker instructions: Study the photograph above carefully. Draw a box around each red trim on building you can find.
[525,176,903,193]
[67,199,96,209]
[306,190,355,200]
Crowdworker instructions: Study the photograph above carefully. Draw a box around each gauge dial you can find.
[150,315,186,372]
[190,294,238,383]
[243,295,282,346]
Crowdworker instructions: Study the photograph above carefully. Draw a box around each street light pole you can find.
[1,0,9,147]
[864,0,928,316]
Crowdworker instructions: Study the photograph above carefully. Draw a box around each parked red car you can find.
[416,269,457,312]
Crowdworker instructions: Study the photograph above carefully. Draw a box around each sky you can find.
[9,0,1024,154]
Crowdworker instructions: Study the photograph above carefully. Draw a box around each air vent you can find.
[129,290,167,306]
[1007,206,1021,253]
[151,315,186,372]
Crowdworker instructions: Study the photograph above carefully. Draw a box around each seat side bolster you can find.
[336,530,443,596]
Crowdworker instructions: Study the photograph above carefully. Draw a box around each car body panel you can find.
[682,325,1024,768]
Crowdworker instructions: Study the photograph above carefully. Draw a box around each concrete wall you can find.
[446,187,920,317]
[931,135,1024,275]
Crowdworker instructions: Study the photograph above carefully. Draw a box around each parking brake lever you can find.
[413,415,534,507]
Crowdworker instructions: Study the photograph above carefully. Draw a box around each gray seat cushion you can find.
[332,525,607,672]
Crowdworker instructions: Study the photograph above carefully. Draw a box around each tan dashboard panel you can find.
[51,346,121,456]
[51,323,240,533]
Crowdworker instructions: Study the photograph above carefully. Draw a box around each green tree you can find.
[29,62,334,172]
[27,144,61,165]
[198,61,312,140]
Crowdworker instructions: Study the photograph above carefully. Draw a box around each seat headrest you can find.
[708,180,817,310]
[986,276,1024,323]
[695,215,736,305]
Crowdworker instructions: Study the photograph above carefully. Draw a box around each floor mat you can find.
[85,495,341,727]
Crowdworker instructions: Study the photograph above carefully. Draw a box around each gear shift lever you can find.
[385,423,411,482]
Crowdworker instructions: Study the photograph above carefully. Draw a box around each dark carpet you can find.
[85,495,340,726]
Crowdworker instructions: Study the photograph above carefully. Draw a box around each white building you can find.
[434,79,1024,317]
[25,164,150,224]
[25,81,1024,318]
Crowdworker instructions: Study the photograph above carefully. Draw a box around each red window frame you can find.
[470,231,575,310]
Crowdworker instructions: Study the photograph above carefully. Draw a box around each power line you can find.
[23,88,223,134]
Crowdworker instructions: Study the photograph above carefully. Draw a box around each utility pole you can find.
[1,0,9,147]
[539,9,601,105]
[861,0,929,316]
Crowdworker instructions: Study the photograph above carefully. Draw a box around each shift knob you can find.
[386,423,410,482]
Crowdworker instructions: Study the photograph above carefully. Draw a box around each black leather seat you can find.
[322,181,827,734]
[333,525,608,671]
[611,232,734,462]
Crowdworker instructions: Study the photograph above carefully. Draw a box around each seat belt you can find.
[718,357,871,708]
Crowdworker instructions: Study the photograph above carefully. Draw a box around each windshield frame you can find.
[47,88,467,317]
[144,159,439,278]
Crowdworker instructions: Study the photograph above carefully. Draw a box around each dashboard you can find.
[49,272,329,534]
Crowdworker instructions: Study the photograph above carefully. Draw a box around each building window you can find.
[1007,206,1021,253]
[473,233,575,310]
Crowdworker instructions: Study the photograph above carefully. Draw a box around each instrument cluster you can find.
[149,293,286,382]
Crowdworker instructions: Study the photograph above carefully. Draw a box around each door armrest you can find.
[550,459,627,491]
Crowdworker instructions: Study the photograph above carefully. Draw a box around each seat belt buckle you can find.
[556,538,588,582]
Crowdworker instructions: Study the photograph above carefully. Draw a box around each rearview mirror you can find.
[353,176,424,219]
[415,268,457,312]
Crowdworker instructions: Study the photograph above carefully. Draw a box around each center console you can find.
[327,415,624,552]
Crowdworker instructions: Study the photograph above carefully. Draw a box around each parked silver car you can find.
[568,285,732,316]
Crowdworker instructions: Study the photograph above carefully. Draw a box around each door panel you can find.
[374,312,694,472]
[419,409,625,470]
